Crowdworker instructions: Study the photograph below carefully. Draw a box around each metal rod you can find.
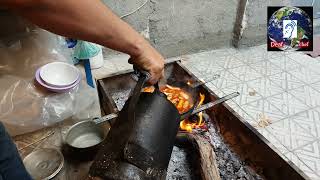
[190,92,240,115]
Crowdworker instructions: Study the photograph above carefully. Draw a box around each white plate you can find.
[40,62,79,87]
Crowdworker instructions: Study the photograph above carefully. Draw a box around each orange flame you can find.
[180,93,205,132]
[179,120,194,132]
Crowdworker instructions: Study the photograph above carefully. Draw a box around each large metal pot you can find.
[89,69,238,179]
[123,86,181,174]
[89,69,181,179]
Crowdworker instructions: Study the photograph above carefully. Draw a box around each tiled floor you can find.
[181,45,320,179]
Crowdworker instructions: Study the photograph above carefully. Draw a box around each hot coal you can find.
[200,114,263,180]
[166,146,197,180]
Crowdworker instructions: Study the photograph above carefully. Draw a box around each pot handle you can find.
[128,67,151,119]
[153,82,162,94]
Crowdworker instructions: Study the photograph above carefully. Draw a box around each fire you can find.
[179,120,193,132]
[179,93,205,132]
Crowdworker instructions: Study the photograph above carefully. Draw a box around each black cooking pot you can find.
[119,69,180,175]
[89,69,238,179]
[89,69,184,179]
[123,69,217,176]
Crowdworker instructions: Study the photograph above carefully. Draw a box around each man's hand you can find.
[129,41,165,84]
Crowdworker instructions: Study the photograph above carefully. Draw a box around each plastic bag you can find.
[0,27,99,136]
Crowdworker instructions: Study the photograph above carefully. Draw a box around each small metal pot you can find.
[63,114,117,160]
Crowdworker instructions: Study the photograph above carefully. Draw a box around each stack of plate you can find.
[35,62,81,93]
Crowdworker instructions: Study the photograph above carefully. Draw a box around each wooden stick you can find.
[177,133,221,180]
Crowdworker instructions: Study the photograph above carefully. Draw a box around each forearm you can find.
[4,0,146,57]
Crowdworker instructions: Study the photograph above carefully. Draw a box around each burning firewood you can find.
[176,133,221,180]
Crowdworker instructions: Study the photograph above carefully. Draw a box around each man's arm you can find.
[2,0,164,84]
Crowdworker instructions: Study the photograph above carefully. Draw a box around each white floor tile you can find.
[247,76,285,98]
[220,83,262,105]
[205,82,225,97]
[284,152,320,179]
[185,57,223,74]
[227,65,263,82]
[207,70,242,89]
[233,52,267,64]
[226,101,257,126]
[249,60,282,76]
[241,98,287,123]
[266,92,309,116]
[210,48,235,57]
[291,108,320,139]
[252,44,267,51]
[293,140,320,177]
[234,47,277,62]
[287,53,320,72]
[265,118,316,151]
[310,81,320,93]
[268,55,301,71]
[288,66,320,84]
[268,71,305,91]
[182,61,205,78]
[257,128,289,154]
[215,55,246,69]
[289,85,320,108]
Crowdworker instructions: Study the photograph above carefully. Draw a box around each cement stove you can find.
[96,61,308,180]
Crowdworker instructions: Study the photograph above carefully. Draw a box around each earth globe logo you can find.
[267,7,312,51]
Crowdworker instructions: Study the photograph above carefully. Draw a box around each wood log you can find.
[176,133,221,180]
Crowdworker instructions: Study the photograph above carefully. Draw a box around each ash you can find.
[201,113,263,180]
[111,89,131,111]
[166,146,195,180]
